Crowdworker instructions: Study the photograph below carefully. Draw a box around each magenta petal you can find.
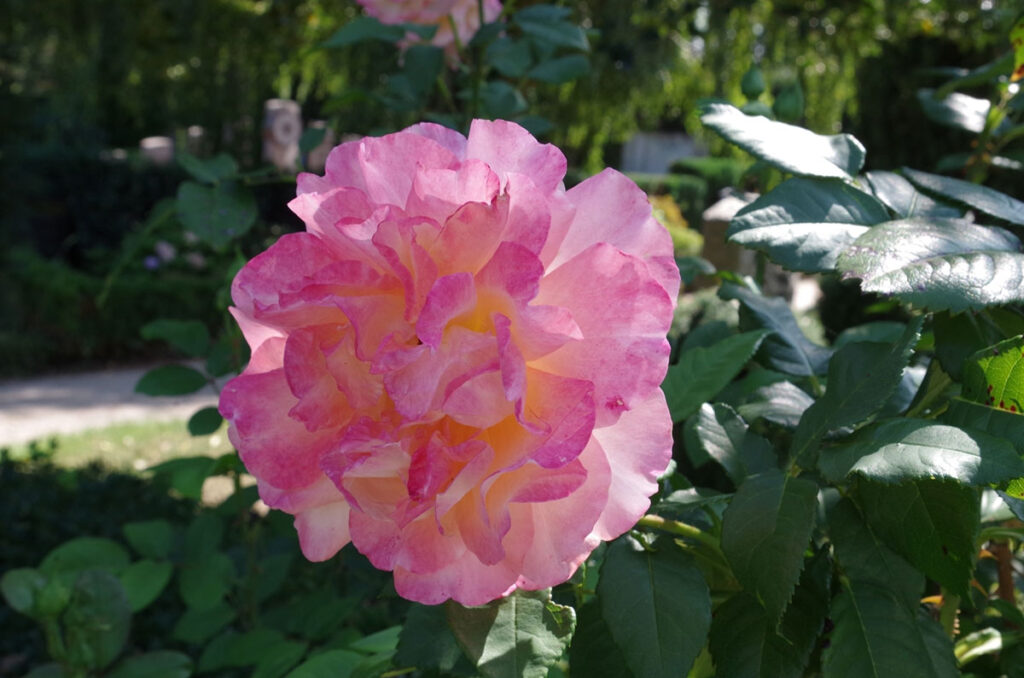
[415,273,476,348]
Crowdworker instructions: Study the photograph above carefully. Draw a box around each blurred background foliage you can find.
[0,0,1015,376]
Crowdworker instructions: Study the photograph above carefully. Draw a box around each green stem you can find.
[636,514,720,552]
[978,526,1024,544]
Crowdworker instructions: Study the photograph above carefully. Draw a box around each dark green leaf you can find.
[736,381,815,428]
[106,651,193,678]
[859,479,978,596]
[721,469,818,625]
[348,626,400,654]
[902,167,1024,226]
[122,520,175,561]
[478,81,528,119]
[833,320,910,349]
[527,54,589,83]
[283,649,362,678]
[820,418,1024,484]
[720,282,832,376]
[699,102,866,178]
[694,403,775,483]
[1,568,46,616]
[141,319,210,358]
[62,570,132,671]
[569,600,633,678]
[917,89,990,133]
[252,553,293,603]
[933,310,1005,381]
[178,152,238,184]
[822,584,957,678]
[299,127,327,156]
[179,552,234,610]
[321,16,408,47]
[485,37,532,77]
[837,218,1024,312]
[252,640,309,678]
[177,181,258,249]
[148,456,219,501]
[662,329,770,422]
[396,604,467,673]
[23,664,65,678]
[447,589,575,678]
[514,4,571,22]
[728,178,887,272]
[119,559,173,612]
[863,171,962,219]
[135,364,208,396]
[402,45,444,96]
[515,15,588,51]
[827,499,924,611]
[792,318,922,462]
[598,536,710,678]
[188,406,223,436]
[172,602,236,644]
[40,537,130,577]
[943,398,1024,455]
[709,549,830,678]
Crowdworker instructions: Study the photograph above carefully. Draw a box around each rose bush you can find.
[219,119,679,605]
[356,0,502,51]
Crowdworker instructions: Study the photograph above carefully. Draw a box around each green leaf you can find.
[820,418,1024,484]
[720,282,832,376]
[321,16,412,48]
[62,570,132,671]
[792,318,922,462]
[728,177,887,272]
[736,381,815,429]
[122,520,175,560]
[183,512,224,560]
[485,37,533,77]
[299,127,327,156]
[955,627,1018,666]
[569,600,633,678]
[148,456,218,500]
[141,319,210,358]
[917,89,991,133]
[662,329,770,422]
[119,559,173,612]
[24,664,65,678]
[478,81,528,119]
[962,335,1024,414]
[694,403,775,483]
[528,54,589,84]
[837,217,1024,312]
[862,171,962,219]
[177,181,257,249]
[252,553,293,603]
[179,552,234,610]
[348,626,400,654]
[135,364,208,396]
[721,469,818,625]
[902,167,1024,226]
[178,151,238,184]
[1,568,46,616]
[859,479,979,597]
[252,640,309,678]
[395,604,467,673]
[828,499,923,611]
[401,45,444,96]
[201,629,288,670]
[514,12,588,51]
[933,310,1006,381]
[172,602,236,644]
[822,583,957,678]
[106,651,193,678]
[709,549,830,678]
[944,398,1024,455]
[187,406,223,436]
[447,589,575,678]
[699,102,865,179]
[283,649,362,678]
[598,536,710,678]
[40,537,130,577]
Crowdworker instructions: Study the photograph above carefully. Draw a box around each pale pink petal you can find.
[295,501,352,561]
[466,119,567,192]
[358,133,459,208]
[415,273,477,348]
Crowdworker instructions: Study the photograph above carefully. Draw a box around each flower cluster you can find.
[356,0,501,51]
[220,120,679,605]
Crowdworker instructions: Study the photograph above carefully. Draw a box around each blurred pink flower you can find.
[357,0,501,50]
[219,120,679,605]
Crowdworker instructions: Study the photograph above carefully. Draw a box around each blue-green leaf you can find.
[862,171,962,219]
[135,364,208,397]
[902,168,1024,226]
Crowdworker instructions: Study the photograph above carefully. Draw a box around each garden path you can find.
[0,364,219,447]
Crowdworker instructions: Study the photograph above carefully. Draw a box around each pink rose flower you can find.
[219,120,679,605]
[357,0,501,50]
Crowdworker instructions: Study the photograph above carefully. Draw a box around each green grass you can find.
[5,419,235,470]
